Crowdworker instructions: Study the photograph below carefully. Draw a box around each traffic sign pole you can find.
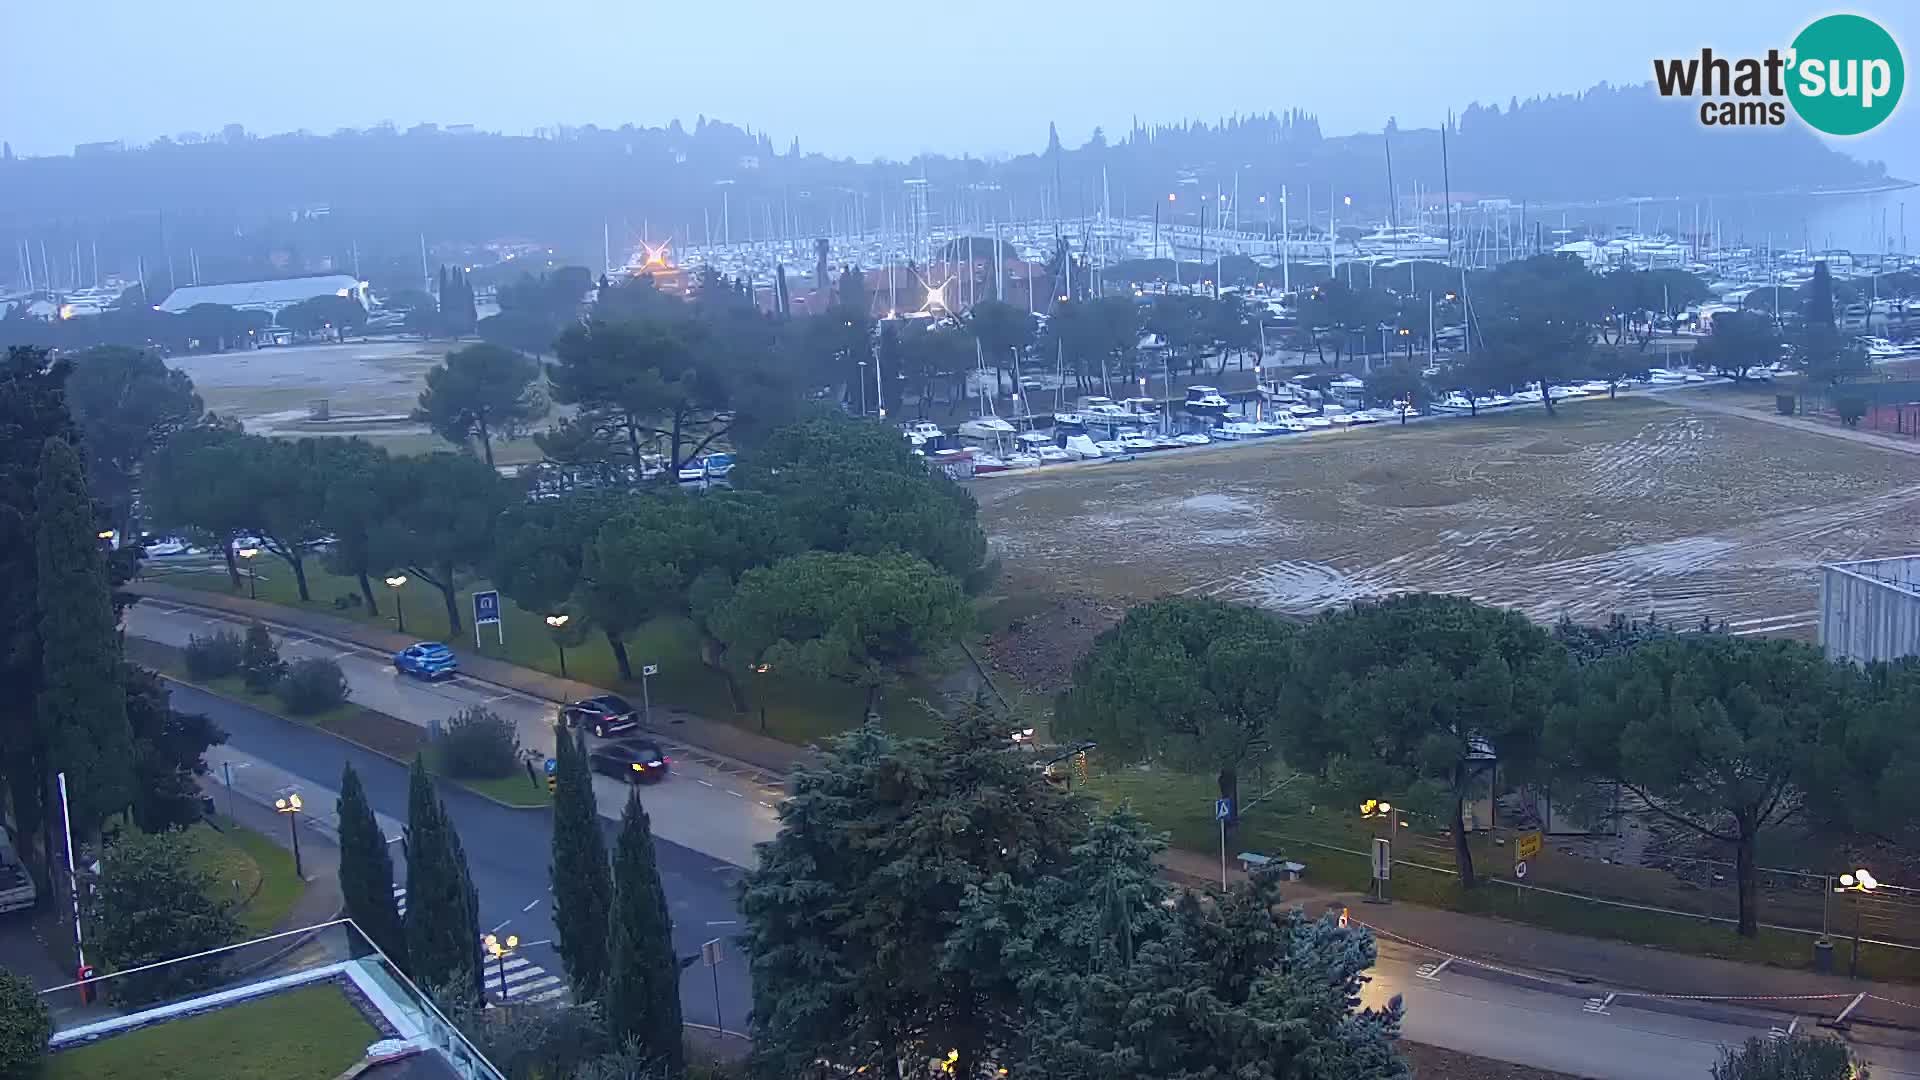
[1214,797,1233,888]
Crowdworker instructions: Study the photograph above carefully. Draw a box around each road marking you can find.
[1415,958,1453,981]
[1767,1018,1799,1041]
[726,790,744,799]
[522,898,542,912]
[1584,993,1615,1015]
[759,801,776,809]
[706,920,738,927]
[696,779,715,788]
[488,919,512,933]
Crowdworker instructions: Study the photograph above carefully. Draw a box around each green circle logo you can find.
[1787,14,1904,135]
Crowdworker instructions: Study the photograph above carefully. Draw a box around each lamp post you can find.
[1836,868,1880,977]
[274,792,305,879]
[546,614,571,678]
[483,933,520,1001]
[1361,799,1400,902]
[96,529,115,549]
[857,360,869,416]
[238,547,259,600]
[385,575,408,633]
[753,663,770,733]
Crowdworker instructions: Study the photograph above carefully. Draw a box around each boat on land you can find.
[1184,386,1232,417]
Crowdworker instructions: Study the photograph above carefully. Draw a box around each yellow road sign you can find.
[1515,830,1543,862]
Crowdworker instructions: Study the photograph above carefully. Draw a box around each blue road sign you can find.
[473,590,502,625]
[544,757,558,776]
[1215,798,1233,821]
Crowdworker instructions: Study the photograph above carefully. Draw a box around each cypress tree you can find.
[551,728,611,999]
[35,436,134,844]
[403,755,479,998]
[604,785,683,1072]
[337,763,406,967]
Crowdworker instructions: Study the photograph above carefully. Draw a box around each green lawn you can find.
[420,746,551,808]
[187,820,306,934]
[1085,763,1920,982]
[155,562,949,744]
[46,983,377,1080]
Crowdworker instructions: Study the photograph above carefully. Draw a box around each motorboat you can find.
[1288,403,1319,417]
[1328,413,1357,426]
[1473,394,1512,410]
[1328,375,1367,393]
[1079,396,1133,422]
[1017,431,1057,453]
[1432,392,1477,412]
[1005,453,1042,469]
[1348,411,1381,424]
[970,453,1012,474]
[1682,372,1708,383]
[905,421,944,441]
[1035,445,1074,464]
[1184,386,1232,417]
[1174,432,1212,446]
[1119,434,1160,452]
[1647,369,1688,384]
[1862,337,1904,361]
[1064,434,1105,459]
[1052,412,1088,435]
[678,462,707,483]
[1093,439,1127,456]
[1510,388,1545,403]
[1302,416,1334,429]
[958,416,1018,440]
[1123,397,1160,417]
[702,453,736,479]
[1547,385,1587,400]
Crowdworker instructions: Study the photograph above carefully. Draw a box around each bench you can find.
[1237,852,1307,881]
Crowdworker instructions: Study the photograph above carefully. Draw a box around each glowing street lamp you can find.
[545,613,571,677]
[753,662,771,732]
[384,575,408,633]
[1836,868,1881,976]
[238,546,260,600]
[483,933,520,1000]
[273,792,305,878]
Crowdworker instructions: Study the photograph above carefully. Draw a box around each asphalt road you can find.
[126,598,782,868]
[172,682,755,1034]
[128,601,1920,1077]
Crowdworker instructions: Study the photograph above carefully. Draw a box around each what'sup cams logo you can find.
[1654,14,1903,135]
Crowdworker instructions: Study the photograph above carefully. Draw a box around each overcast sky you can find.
[4,1,1913,175]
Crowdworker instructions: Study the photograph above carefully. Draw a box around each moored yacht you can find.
[1184,386,1231,418]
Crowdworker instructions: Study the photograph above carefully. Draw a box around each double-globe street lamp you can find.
[238,547,259,599]
[483,933,520,1001]
[1835,867,1880,977]
[274,792,305,879]
[546,614,571,678]
[385,575,408,633]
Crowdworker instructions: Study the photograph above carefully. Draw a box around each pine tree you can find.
[403,755,479,998]
[551,728,612,999]
[35,436,134,844]
[337,763,406,967]
[603,785,683,1073]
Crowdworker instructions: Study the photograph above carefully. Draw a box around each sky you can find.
[3,0,1915,177]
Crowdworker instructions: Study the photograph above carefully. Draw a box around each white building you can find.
[157,274,368,319]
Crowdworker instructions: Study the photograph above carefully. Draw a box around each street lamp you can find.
[385,575,408,633]
[1837,868,1880,977]
[857,359,869,416]
[1361,799,1401,902]
[545,613,571,678]
[483,933,520,1000]
[753,663,771,733]
[238,547,259,600]
[274,792,305,879]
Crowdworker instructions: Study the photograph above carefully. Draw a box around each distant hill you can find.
[0,83,1892,291]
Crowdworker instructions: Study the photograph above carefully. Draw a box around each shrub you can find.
[240,621,286,693]
[277,657,350,715]
[184,629,245,680]
[436,706,520,779]
[1713,1035,1859,1080]
[0,968,50,1078]
[1835,393,1868,428]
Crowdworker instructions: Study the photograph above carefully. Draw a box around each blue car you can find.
[393,642,459,680]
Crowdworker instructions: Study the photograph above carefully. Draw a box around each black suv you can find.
[558,694,639,737]
[587,739,670,783]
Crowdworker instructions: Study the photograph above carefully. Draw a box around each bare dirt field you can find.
[977,395,1920,638]
[171,338,454,431]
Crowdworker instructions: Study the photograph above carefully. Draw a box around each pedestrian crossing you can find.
[393,886,568,1004]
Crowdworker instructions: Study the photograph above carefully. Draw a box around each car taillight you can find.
[663,756,672,764]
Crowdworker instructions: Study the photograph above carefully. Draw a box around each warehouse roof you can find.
[157,274,362,313]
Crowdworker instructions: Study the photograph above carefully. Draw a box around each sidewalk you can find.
[1160,847,1920,1030]
[130,580,812,775]
[196,766,345,972]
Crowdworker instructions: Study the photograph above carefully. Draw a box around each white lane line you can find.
[1415,958,1453,981]
[696,779,715,788]
[522,898,542,912]
[1584,992,1616,1015]
[726,790,744,799]
[488,919,512,934]
[706,920,738,926]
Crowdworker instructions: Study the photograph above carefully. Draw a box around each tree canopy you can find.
[414,343,549,466]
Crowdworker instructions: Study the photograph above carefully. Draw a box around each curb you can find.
[153,671,548,814]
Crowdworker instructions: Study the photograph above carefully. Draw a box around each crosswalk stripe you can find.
[392,887,570,1002]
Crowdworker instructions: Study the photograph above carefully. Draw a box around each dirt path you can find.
[1683,393,1920,457]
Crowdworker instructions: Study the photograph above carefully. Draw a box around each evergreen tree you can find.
[337,762,406,967]
[404,755,480,998]
[1,348,78,878]
[35,436,134,844]
[603,785,682,1073]
[551,728,612,999]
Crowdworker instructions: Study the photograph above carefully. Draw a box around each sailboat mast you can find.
[1281,185,1290,293]
[1441,113,1454,266]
